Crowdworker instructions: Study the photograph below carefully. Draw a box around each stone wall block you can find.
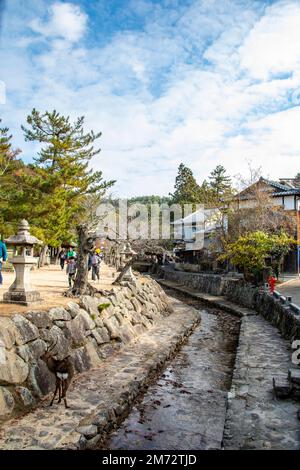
[72,347,91,373]
[98,327,110,342]
[108,294,118,306]
[91,328,109,345]
[26,311,52,329]
[122,287,132,300]
[80,296,101,317]
[27,359,56,398]
[103,318,122,341]
[47,325,70,359]
[94,316,104,328]
[14,386,35,407]
[66,302,81,319]
[129,310,144,326]
[0,349,29,384]
[0,318,17,350]
[114,312,125,326]
[12,314,39,346]
[76,424,98,439]
[84,341,102,368]
[0,386,15,417]
[77,309,96,330]
[131,297,142,314]
[16,338,47,363]
[48,307,71,322]
[63,317,87,348]
[100,304,115,320]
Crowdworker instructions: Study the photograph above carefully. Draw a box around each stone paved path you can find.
[0,298,200,450]
[223,314,300,450]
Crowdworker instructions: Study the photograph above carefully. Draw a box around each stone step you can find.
[288,368,300,386]
[272,377,292,398]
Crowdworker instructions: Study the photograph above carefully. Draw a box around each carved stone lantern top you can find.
[5,219,43,246]
[120,241,137,257]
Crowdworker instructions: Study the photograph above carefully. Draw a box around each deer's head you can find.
[40,338,58,362]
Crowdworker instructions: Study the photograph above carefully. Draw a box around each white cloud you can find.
[30,2,87,42]
[239,1,300,80]
[2,0,300,197]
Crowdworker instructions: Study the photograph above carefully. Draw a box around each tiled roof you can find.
[236,177,300,200]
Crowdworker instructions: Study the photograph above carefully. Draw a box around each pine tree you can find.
[20,109,115,246]
[208,165,233,202]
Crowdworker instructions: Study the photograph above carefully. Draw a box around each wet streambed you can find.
[100,293,240,450]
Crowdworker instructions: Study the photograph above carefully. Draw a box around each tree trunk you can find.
[65,224,97,297]
[55,248,60,265]
[113,258,136,285]
[38,245,48,268]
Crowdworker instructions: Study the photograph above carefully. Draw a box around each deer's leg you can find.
[50,380,59,406]
[57,379,62,403]
[62,380,70,409]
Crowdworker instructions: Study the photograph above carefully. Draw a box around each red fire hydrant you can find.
[268,276,276,294]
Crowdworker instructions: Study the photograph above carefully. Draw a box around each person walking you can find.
[0,239,7,286]
[58,248,66,270]
[66,256,77,288]
[91,250,101,281]
[67,246,76,260]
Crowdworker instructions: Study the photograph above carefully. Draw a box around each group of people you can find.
[0,240,103,289]
[58,247,103,287]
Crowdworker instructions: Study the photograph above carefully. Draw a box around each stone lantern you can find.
[3,219,43,305]
[118,241,137,283]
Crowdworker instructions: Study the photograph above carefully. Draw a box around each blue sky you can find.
[1,0,300,196]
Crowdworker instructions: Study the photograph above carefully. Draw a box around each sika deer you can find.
[40,340,74,409]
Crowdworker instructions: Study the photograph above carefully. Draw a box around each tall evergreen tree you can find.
[20,109,115,246]
[170,163,202,206]
[208,165,233,202]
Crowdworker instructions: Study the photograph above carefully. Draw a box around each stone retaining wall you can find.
[0,278,171,421]
[163,270,300,341]
[162,270,227,296]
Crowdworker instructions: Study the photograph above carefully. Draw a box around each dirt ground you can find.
[0,263,118,317]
